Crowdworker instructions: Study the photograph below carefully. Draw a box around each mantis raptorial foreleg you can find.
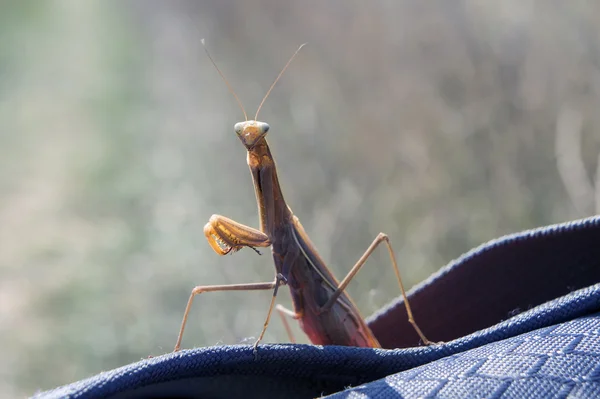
[203,214,272,255]
[174,215,287,353]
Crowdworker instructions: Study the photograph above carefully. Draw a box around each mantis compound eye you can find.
[234,122,243,135]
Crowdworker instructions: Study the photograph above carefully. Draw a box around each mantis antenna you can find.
[255,43,307,120]
[201,39,306,121]
[201,38,248,121]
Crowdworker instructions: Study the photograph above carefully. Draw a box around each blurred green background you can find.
[1,1,600,397]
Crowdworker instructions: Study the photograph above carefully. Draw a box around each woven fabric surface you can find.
[327,311,600,398]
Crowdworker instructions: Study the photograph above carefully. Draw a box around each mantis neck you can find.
[247,138,292,238]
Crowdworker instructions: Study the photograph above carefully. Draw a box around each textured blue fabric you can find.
[33,216,600,399]
[327,307,600,398]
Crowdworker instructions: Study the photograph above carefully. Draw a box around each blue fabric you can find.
[33,216,600,399]
[329,298,600,398]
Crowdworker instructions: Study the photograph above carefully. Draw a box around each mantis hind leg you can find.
[321,233,436,345]
[275,304,302,344]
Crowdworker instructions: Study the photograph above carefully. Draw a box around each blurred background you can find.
[1,1,600,396]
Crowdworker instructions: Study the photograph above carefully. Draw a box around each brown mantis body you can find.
[173,42,433,353]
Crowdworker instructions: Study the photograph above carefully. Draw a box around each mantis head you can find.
[234,120,270,150]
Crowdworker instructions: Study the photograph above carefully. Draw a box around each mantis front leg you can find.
[203,214,272,255]
[174,215,277,352]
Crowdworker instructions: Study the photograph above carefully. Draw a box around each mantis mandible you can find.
[173,41,434,353]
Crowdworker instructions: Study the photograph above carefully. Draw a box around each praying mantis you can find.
[173,41,434,353]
